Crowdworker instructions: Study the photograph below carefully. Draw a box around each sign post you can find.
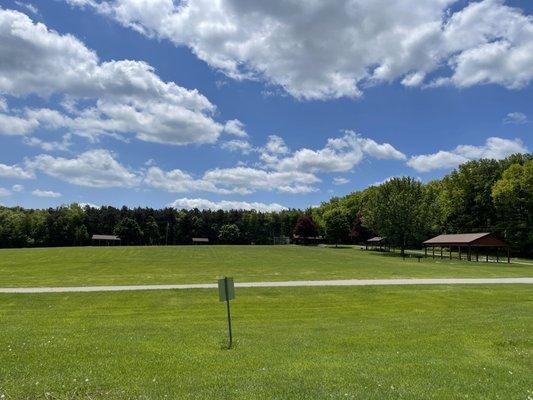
[218,277,235,348]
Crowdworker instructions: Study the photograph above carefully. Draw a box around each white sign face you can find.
[218,277,235,302]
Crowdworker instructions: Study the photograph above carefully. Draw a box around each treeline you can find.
[0,154,531,254]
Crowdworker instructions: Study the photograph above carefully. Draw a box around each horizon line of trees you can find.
[0,154,531,254]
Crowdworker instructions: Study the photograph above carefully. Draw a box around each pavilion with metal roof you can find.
[365,236,388,251]
[92,234,121,246]
[423,233,510,263]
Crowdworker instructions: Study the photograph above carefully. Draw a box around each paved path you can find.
[1,277,532,294]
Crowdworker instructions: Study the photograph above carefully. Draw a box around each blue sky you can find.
[0,0,531,211]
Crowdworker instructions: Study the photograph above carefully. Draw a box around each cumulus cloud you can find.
[32,189,61,198]
[503,112,528,125]
[407,137,528,172]
[223,119,248,137]
[145,165,319,195]
[168,198,287,212]
[0,113,38,136]
[0,162,35,179]
[0,187,11,197]
[271,131,405,173]
[220,139,253,154]
[67,0,533,100]
[27,149,140,188]
[23,134,72,152]
[0,8,223,145]
[11,184,24,192]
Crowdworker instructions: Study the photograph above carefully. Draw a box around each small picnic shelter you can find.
[365,236,388,251]
[92,234,121,246]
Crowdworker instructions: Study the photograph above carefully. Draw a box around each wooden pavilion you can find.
[423,233,510,263]
[91,234,121,246]
[365,236,388,251]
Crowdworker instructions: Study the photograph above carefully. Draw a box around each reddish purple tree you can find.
[350,211,371,243]
[293,215,318,243]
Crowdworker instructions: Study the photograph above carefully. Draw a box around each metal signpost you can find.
[218,277,235,348]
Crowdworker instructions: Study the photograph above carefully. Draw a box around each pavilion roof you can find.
[423,233,507,247]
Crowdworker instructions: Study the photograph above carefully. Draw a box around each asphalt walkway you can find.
[1,277,532,293]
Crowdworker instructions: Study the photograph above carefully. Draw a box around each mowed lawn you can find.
[1,245,532,287]
[0,285,531,399]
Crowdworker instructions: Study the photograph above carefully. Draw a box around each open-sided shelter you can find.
[423,233,510,263]
[365,236,388,251]
[92,234,121,246]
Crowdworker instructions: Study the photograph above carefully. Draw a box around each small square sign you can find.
[218,277,235,302]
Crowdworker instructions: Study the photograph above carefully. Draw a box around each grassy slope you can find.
[1,286,531,399]
[1,245,532,287]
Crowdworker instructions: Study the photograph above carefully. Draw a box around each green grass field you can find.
[1,245,532,287]
[1,286,531,399]
[1,246,532,399]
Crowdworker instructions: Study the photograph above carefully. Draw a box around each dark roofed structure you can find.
[423,233,509,263]
[92,234,121,245]
[365,236,389,251]
[423,233,507,247]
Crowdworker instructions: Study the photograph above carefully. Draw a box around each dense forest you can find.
[0,154,531,254]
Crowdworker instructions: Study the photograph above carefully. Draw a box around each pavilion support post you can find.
[467,246,471,261]
[486,253,489,262]
[432,246,435,259]
[496,248,499,263]
[459,246,462,261]
[476,248,479,262]
[440,247,443,259]
[449,246,452,260]
[507,247,510,264]
[425,247,427,257]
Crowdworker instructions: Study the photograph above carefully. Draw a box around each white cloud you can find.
[407,137,529,172]
[168,198,287,212]
[23,134,72,151]
[67,0,533,100]
[503,112,528,125]
[0,9,223,145]
[144,166,224,194]
[27,149,140,188]
[11,184,24,192]
[223,119,248,137]
[359,137,407,160]
[333,177,349,185]
[264,135,289,155]
[220,139,253,154]
[0,112,38,136]
[0,187,11,196]
[272,131,405,173]
[145,165,319,195]
[78,202,99,208]
[14,2,38,15]
[0,162,35,179]
[32,189,61,198]
[203,167,319,194]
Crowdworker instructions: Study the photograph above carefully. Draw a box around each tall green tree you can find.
[218,224,241,244]
[492,160,533,254]
[364,177,425,256]
[324,208,350,247]
[114,218,143,245]
[144,216,160,245]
